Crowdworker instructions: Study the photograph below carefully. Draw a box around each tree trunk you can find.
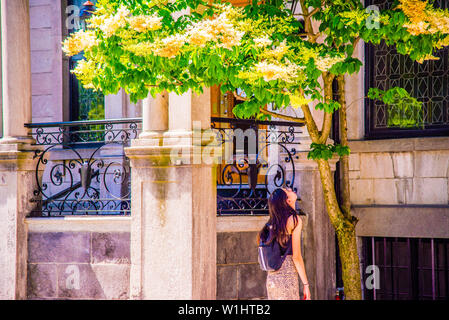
[335,220,362,300]
[315,158,362,300]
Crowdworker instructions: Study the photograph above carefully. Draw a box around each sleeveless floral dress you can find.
[266,254,299,300]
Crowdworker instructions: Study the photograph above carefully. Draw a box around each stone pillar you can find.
[0,0,41,299]
[126,89,217,299]
[0,150,40,299]
[139,91,169,141]
[0,0,33,145]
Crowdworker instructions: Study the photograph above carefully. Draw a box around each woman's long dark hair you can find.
[257,188,305,248]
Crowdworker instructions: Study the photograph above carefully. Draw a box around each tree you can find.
[62,0,449,299]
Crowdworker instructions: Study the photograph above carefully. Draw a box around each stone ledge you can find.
[25,216,131,233]
[348,136,449,153]
[353,206,449,238]
[217,215,268,233]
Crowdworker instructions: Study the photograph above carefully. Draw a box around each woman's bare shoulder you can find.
[286,214,302,234]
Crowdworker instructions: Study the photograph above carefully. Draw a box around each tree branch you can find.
[233,91,249,101]
[336,74,354,221]
[298,0,325,43]
[318,72,335,144]
[319,112,333,144]
[259,107,305,123]
[300,104,320,142]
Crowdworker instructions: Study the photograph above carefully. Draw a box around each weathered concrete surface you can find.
[127,89,217,300]
[0,145,40,299]
[26,222,269,300]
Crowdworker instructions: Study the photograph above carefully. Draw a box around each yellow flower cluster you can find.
[128,14,163,32]
[125,42,156,57]
[126,35,186,59]
[399,0,449,36]
[260,40,289,60]
[416,53,439,63]
[186,10,245,50]
[289,93,312,109]
[186,28,213,47]
[155,34,187,58]
[315,55,345,72]
[338,9,369,25]
[62,30,98,57]
[253,35,272,48]
[100,5,130,38]
[87,14,106,29]
[436,35,449,48]
[254,60,301,83]
[72,59,96,89]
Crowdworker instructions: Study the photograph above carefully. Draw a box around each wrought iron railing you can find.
[211,117,304,215]
[25,116,304,217]
[25,118,141,216]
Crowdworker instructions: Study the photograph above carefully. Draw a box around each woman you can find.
[258,187,311,300]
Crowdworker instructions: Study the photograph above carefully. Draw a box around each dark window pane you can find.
[365,0,449,138]
[362,237,449,300]
[67,0,104,122]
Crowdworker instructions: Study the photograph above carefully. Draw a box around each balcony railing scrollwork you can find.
[25,118,142,217]
[25,116,304,217]
[211,117,304,215]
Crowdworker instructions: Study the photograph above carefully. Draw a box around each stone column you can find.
[0,152,39,299]
[126,88,217,299]
[139,91,169,141]
[0,0,41,299]
[0,0,34,145]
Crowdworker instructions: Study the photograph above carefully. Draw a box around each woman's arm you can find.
[288,216,311,299]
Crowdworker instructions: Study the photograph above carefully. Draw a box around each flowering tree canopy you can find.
[63,0,449,119]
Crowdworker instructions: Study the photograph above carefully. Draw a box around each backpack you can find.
[257,225,290,272]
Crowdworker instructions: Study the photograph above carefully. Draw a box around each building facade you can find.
[0,0,448,300]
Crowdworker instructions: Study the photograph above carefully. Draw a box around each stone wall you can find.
[217,231,267,300]
[30,0,64,123]
[348,137,449,206]
[27,231,131,299]
[26,217,270,300]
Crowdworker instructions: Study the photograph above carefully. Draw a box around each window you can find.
[362,237,449,300]
[67,0,104,122]
[365,0,449,139]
